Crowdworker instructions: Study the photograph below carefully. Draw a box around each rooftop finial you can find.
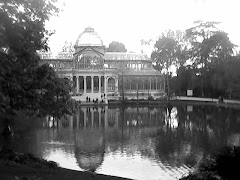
[85,26,94,32]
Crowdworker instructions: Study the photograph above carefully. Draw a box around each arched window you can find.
[108,78,115,92]
[144,78,149,90]
[151,78,157,90]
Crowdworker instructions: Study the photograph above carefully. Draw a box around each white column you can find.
[163,80,165,92]
[156,78,158,90]
[84,76,86,94]
[104,76,108,103]
[150,77,151,90]
[104,76,108,95]
[130,78,132,90]
[99,76,101,93]
[76,76,79,94]
[160,80,162,91]
[91,76,94,93]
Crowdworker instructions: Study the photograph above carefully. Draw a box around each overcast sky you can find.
[46,0,239,55]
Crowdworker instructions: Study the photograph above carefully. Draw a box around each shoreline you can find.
[78,97,240,109]
[0,164,131,180]
[0,148,131,180]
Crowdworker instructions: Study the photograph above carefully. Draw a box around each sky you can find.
[46,0,240,56]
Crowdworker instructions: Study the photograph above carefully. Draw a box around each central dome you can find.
[74,27,103,47]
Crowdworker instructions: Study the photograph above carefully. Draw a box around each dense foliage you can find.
[106,41,127,52]
[151,21,240,99]
[0,0,73,117]
[180,146,240,180]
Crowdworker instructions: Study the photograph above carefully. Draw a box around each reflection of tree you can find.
[155,104,240,167]
[51,105,240,173]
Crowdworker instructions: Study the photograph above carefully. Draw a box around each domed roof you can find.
[74,27,103,47]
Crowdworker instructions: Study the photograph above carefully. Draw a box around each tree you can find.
[106,41,127,52]
[36,64,72,118]
[151,30,182,100]
[223,56,240,99]
[0,0,63,114]
[185,20,235,97]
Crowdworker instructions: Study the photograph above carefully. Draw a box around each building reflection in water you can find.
[39,105,240,180]
[42,106,168,173]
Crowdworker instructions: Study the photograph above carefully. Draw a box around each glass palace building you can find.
[39,27,165,103]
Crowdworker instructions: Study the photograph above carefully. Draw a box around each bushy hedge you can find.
[0,147,58,169]
[180,146,240,180]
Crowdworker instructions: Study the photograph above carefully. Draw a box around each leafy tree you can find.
[223,56,240,99]
[173,65,197,96]
[106,41,127,52]
[36,64,72,118]
[151,30,187,99]
[151,32,176,99]
[0,0,72,118]
[185,20,235,97]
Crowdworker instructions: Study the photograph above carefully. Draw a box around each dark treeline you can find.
[151,21,240,99]
[0,0,75,133]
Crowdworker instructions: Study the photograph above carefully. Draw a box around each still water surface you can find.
[1,104,240,180]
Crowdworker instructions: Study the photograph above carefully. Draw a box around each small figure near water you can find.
[218,96,224,103]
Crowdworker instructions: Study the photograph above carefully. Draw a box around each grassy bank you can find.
[0,147,131,180]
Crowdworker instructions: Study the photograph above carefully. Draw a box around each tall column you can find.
[104,76,108,102]
[163,80,166,93]
[84,76,86,94]
[149,77,151,90]
[76,76,79,94]
[156,78,158,90]
[160,80,162,91]
[130,78,132,90]
[104,76,108,95]
[91,76,94,93]
[98,76,101,93]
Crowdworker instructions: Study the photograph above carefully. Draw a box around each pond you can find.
[1,104,240,180]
